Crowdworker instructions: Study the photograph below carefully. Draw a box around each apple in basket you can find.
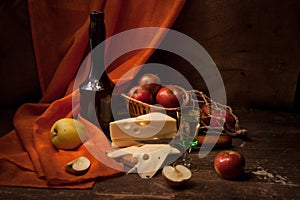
[201,104,237,131]
[128,85,154,105]
[156,85,185,108]
[138,73,162,95]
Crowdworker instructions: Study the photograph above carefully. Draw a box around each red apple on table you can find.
[128,85,154,104]
[138,73,162,95]
[214,150,245,179]
[156,85,185,108]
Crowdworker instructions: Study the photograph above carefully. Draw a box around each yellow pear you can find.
[50,118,86,150]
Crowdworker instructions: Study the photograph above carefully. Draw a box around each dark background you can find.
[150,0,300,110]
[1,0,300,133]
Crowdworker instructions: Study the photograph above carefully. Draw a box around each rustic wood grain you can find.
[149,0,300,108]
[0,108,299,199]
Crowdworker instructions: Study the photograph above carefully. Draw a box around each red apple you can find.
[201,104,224,127]
[214,150,245,179]
[201,104,236,130]
[128,85,154,104]
[156,85,184,108]
[224,111,237,132]
[138,73,162,95]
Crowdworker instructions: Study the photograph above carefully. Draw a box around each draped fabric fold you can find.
[0,0,186,188]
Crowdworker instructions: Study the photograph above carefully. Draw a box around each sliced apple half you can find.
[162,164,192,187]
[65,156,91,175]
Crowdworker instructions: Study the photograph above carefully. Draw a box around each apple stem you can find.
[53,129,58,136]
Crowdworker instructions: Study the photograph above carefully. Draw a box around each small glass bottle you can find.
[80,11,114,140]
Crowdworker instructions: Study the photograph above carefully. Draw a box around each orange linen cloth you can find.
[0,0,186,188]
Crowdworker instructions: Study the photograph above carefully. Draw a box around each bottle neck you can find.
[89,18,105,50]
[87,13,107,82]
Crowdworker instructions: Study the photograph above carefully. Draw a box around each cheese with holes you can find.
[110,112,177,147]
[107,144,180,178]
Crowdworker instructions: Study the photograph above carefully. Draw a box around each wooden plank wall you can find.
[149,0,300,110]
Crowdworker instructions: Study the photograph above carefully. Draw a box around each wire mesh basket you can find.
[122,87,247,137]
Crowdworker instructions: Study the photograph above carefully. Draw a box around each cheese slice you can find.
[110,112,177,147]
[107,144,180,178]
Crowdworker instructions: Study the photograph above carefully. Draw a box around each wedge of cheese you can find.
[110,112,177,147]
[107,144,180,178]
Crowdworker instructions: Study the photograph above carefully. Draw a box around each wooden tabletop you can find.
[0,108,299,199]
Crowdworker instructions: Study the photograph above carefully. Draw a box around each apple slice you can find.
[65,156,91,175]
[162,165,192,187]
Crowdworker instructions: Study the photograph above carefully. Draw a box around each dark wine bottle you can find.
[79,11,114,140]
